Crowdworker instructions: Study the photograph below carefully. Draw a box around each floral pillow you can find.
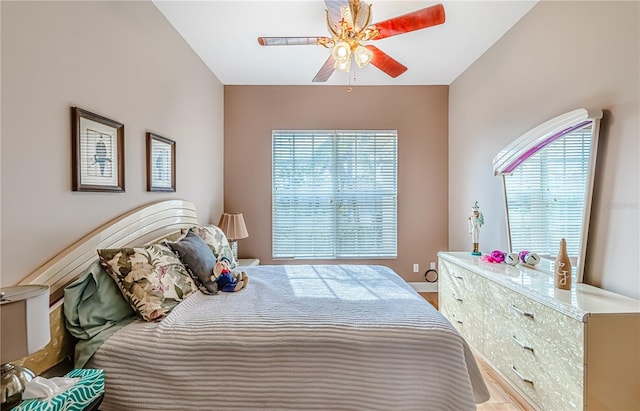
[97,244,196,322]
[186,225,238,268]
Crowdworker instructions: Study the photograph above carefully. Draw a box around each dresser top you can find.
[438,252,640,321]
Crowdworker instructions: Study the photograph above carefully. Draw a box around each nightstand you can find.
[237,258,260,267]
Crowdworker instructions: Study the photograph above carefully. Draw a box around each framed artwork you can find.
[72,107,125,192]
[146,132,176,192]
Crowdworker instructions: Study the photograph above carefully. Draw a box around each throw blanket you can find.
[89,264,489,410]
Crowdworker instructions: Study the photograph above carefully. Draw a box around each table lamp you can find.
[217,212,249,259]
[1,285,50,409]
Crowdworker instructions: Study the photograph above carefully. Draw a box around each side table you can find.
[237,258,260,267]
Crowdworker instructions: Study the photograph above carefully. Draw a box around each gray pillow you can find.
[168,230,218,294]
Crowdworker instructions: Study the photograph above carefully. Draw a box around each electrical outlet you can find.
[430,262,436,270]
[413,263,419,273]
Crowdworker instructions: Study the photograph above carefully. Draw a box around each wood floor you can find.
[419,292,535,411]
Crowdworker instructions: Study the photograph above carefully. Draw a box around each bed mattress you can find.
[88,264,489,410]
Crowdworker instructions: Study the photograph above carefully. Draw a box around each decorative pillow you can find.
[97,244,196,321]
[64,260,136,340]
[157,230,188,243]
[166,230,219,294]
[187,225,238,268]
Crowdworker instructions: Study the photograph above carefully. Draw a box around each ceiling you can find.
[153,1,538,86]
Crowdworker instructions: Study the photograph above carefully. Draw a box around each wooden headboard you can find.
[16,199,199,374]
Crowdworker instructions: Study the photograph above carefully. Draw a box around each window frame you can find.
[271,129,398,260]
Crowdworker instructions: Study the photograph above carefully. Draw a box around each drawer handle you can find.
[511,365,534,385]
[512,335,534,353]
[451,314,463,325]
[449,272,464,282]
[452,293,463,303]
[511,304,535,320]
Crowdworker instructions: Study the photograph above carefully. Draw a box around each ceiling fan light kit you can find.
[332,42,351,59]
[353,45,373,68]
[257,0,446,82]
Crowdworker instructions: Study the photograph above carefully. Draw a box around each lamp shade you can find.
[0,285,50,364]
[217,213,249,241]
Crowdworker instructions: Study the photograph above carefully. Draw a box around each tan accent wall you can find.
[224,85,448,282]
[449,1,639,299]
[1,1,224,287]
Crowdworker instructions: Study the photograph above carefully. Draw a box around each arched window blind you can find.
[272,130,397,259]
[504,124,592,257]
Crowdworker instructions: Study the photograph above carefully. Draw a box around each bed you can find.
[18,200,489,410]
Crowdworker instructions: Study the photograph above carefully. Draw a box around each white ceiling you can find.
[153,1,537,86]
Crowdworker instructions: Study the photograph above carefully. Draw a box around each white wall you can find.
[449,1,639,299]
[1,1,225,286]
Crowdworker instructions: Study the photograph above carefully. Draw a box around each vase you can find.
[554,238,572,290]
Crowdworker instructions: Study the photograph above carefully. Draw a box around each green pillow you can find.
[64,260,135,340]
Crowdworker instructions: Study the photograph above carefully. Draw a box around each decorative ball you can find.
[505,253,519,266]
[524,252,540,265]
[481,250,508,263]
[490,250,505,263]
[519,250,530,263]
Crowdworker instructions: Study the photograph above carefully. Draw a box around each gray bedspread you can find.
[89,264,489,410]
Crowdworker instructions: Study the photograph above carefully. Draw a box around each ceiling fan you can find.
[257,0,446,82]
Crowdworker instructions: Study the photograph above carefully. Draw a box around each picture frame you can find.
[146,132,176,192]
[72,107,125,192]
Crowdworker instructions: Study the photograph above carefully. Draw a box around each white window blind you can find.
[272,130,397,259]
[504,125,592,257]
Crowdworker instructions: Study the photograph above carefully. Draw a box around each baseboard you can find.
[409,282,438,292]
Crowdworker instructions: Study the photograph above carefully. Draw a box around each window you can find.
[504,124,592,258]
[272,130,397,259]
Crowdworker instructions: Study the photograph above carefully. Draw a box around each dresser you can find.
[438,252,640,411]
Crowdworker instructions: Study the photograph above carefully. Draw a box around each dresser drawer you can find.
[440,260,475,287]
[439,272,464,305]
[440,290,484,351]
[487,341,584,411]
[484,310,584,410]
[440,260,485,305]
[483,320,544,407]
[483,279,584,361]
[495,306,583,373]
[439,260,466,297]
[439,260,485,351]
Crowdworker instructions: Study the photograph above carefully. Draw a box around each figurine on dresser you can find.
[468,201,484,256]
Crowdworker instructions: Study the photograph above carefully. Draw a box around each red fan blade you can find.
[257,37,330,46]
[365,45,407,78]
[371,3,445,40]
[312,55,336,82]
